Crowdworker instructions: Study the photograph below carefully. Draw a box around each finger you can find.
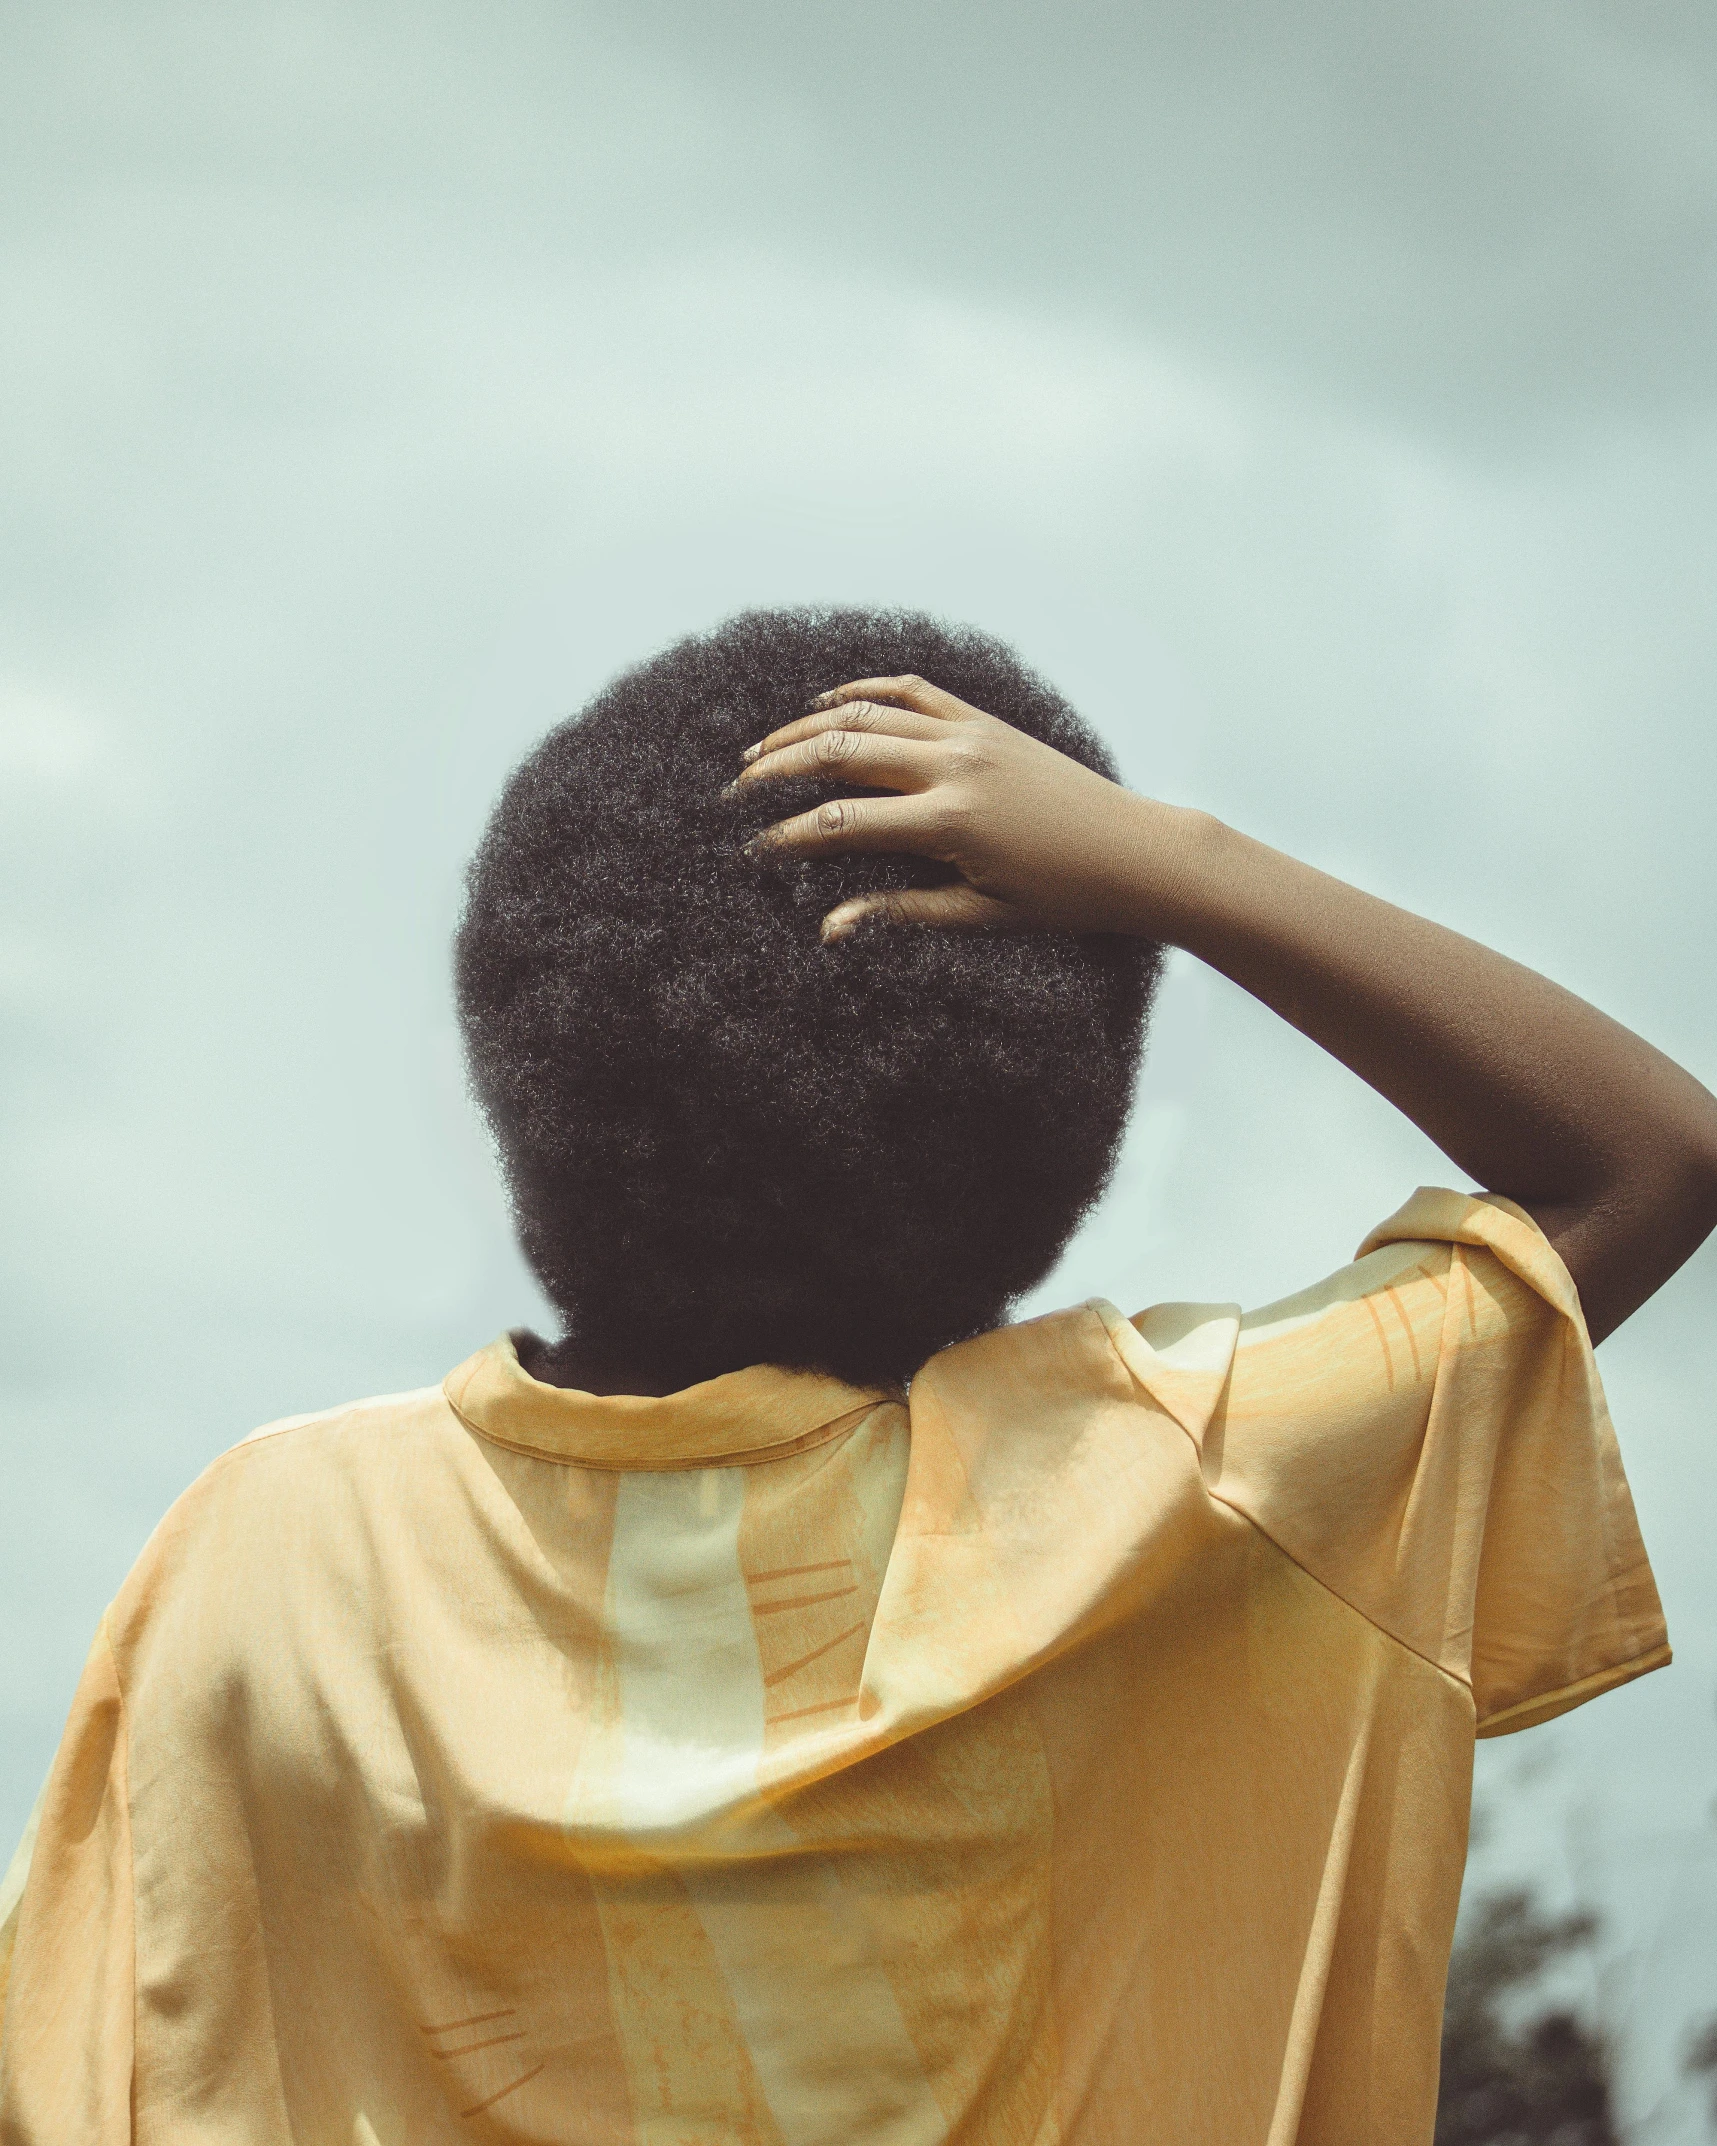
[810,674,977,724]
[747,792,938,861]
[734,727,942,796]
[741,697,945,766]
[821,886,1018,942]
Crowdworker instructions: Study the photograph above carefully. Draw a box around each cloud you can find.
[587,0,1717,433]
[0,685,113,787]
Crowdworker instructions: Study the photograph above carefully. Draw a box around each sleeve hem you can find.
[1475,1640,1672,1738]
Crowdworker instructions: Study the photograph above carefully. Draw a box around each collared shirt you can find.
[0,1190,1668,2144]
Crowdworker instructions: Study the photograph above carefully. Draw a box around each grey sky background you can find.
[4,1,1715,2125]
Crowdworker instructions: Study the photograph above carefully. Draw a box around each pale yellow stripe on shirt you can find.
[597,1874,788,2143]
[735,1411,1059,2143]
[781,1691,1062,2144]
[578,1461,941,2146]
[1232,1239,1433,1354]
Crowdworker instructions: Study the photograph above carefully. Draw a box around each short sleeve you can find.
[0,1614,135,2142]
[1193,1188,1669,1735]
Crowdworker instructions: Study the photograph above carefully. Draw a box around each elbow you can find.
[1687,1125,1717,1235]
[1607,1085,1717,1265]
[1559,1088,1717,1344]
[1667,1092,1717,1247]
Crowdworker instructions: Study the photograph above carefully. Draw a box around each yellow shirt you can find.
[0,1190,1668,2144]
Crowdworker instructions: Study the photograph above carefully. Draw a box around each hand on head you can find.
[732,674,1159,943]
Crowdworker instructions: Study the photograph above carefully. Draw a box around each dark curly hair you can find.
[455,607,1161,1392]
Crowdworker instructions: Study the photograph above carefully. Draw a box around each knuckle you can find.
[813,726,856,768]
[944,738,986,779]
[932,787,975,839]
[817,798,852,835]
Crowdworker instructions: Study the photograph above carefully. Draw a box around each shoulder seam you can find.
[1194,1238,1477,1692]
[1095,1293,1463,1683]
[1207,1487,1478,1700]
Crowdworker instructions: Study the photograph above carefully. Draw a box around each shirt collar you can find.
[442,1331,896,1470]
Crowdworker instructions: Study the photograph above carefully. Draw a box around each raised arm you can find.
[733,674,1717,1343]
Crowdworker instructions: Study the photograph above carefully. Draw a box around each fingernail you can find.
[741,837,762,858]
[740,743,762,763]
[720,778,741,798]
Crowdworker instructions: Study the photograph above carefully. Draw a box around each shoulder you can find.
[1227,1193,1570,1417]
[106,1381,469,1653]
[193,1379,461,1509]
[1229,1237,1456,1412]
[914,1300,1128,1399]
[936,1191,1567,1446]
[908,1299,1244,1487]
[226,1381,455,1464]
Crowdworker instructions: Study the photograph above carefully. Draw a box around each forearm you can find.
[738,675,1717,1341]
[1120,801,1717,1340]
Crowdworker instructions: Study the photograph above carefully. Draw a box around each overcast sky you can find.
[4,1,1716,2124]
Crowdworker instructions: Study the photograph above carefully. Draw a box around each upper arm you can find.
[1203,1193,1668,1730]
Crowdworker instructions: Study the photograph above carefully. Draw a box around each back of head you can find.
[455,606,1161,1391]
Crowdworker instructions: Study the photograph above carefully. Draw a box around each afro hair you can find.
[455,606,1161,1392]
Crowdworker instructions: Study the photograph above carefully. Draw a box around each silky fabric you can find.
[0,1191,1669,2143]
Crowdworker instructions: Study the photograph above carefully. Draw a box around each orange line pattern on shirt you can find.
[753,1585,859,1615]
[763,1620,867,1689]
[748,1558,854,1582]
[1361,1292,1396,1391]
[1458,1250,1480,1340]
[1383,1283,1424,1384]
[770,1691,862,1724]
[461,2061,546,2119]
[433,2030,529,2060]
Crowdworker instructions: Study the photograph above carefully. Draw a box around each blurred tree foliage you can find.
[1436,1888,1617,2145]
[1686,2013,1717,2130]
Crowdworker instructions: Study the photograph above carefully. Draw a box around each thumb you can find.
[820,884,1018,944]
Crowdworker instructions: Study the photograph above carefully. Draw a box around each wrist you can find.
[1099,796,1231,942]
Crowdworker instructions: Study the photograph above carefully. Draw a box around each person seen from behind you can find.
[2,606,1714,2144]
